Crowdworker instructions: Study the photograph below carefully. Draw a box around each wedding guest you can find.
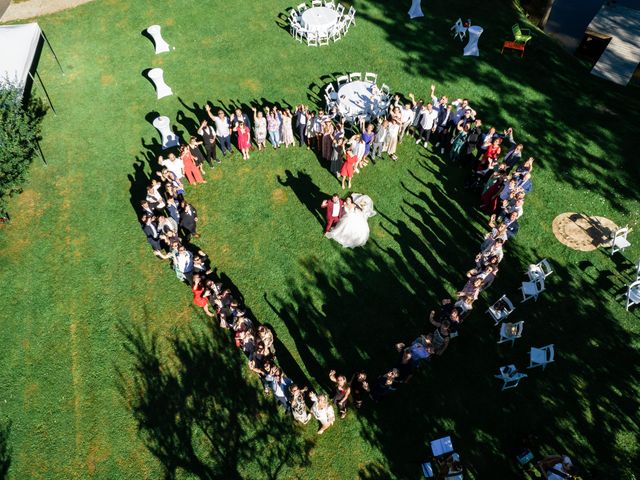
[321,121,335,161]
[371,119,389,161]
[166,196,180,225]
[251,107,268,151]
[398,99,416,141]
[430,319,451,355]
[340,151,358,190]
[349,372,370,408]
[416,102,438,149]
[257,325,276,355]
[435,104,454,154]
[231,107,251,130]
[385,118,400,161]
[290,385,312,424]
[180,145,206,185]
[197,119,218,166]
[266,367,293,411]
[188,136,207,176]
[191,274,216,316]
[309,392,335,434]
[235,121,251,160]
[361,123,375,166]
[159,153,184,180]
[140,200,155,218]
[266,107,282,148]
[305,111,317,150]
[142,215,162,256]
[329,370,351,419]
[371,369,399,402]
[349,134,366,171]
[281,108,295,148]
[330,137,345,178]
[295,104,308,147]
[248,344,272,393]
[179,200,199,241]
[146,180,165,210]
[205,105,233,158]
[163,244,194,284]
[157,214,178,235]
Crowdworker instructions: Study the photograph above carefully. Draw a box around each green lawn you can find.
[1,0,639,478]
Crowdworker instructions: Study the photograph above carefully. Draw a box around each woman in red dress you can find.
[482,138,502,163]
[192,275,216,317]
[340,150,358,190]
[235,121,251,160]
[180,145,206,185]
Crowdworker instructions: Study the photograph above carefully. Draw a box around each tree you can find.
[0,83,47,219]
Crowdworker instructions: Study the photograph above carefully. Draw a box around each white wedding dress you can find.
[326,194,376,248]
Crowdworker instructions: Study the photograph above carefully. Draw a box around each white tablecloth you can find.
[301,7,339,33]
[337,81,385,119]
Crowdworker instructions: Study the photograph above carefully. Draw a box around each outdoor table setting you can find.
[288,2,356,46]
[337,80,388,121]
[301,6,339,33]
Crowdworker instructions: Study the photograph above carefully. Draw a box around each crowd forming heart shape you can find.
[138,79,536,437]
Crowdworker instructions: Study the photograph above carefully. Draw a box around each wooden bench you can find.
[501,41,526,57]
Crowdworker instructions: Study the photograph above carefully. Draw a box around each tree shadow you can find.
[118,320,313,480]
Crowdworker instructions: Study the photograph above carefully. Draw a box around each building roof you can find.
[588,4,640,85]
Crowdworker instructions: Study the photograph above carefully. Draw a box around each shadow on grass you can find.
[356,0,639,214]
[118,320,313,480]
[0,419,10,480]
[268,153,640,478]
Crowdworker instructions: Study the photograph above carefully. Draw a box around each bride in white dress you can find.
[325,193,376,248]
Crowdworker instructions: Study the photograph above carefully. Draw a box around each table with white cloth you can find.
[337,81,386,121]
[301,7,340,33]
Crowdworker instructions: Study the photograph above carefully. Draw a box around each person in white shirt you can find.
[537,455,574,480]
[416,103,438,149]
[308,392,335,435]
[399,102,416,141]
[159,153,184,180]
[204,104,233,157]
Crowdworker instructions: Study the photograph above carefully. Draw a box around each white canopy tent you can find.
[0,23,42,91]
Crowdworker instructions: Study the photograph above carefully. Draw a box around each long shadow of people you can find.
[118,321,313,480]
[277,169,325,229]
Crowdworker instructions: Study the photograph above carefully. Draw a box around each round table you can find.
[301,7,339,34]
[337,81,385,120]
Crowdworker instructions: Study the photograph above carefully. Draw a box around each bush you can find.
[0,82,47,219]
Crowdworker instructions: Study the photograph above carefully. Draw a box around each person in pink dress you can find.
[180,145,206,185]
[340,151,358,190]
[235,121,251,160]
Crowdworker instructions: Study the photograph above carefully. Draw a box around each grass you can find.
[0,0,639,478]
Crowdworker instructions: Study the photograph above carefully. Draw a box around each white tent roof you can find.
[0,23,41,92]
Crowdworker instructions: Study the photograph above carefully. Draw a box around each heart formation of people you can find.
[139,82,534,438]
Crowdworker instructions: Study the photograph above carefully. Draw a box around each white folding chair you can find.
[520,277,545,303]
[293,24,305,42]
[306,31,318,47]
[330,23,343,41]
[348,5,356,24]
[487,294,515,325]
[626,280,640,311]
[349,72,362,82]
[336,74,349,87]
[324,0,336,8]
[635,259,640,282]
[364,72,378,84]
[527,258,553,281]
[528,344,555,370]
[289,8,299,20]
[611,226,631,255]
[495,365,527,391]
[451,18,467,41]
[498,321,524,346]
[312,0,323,6]
[380,83,390,95]
[318,32,330,46]
[297,3,308,13]
[146,25,170,54]
[344,11,356,30]
[336,3,345,16]
[325,83,338,100]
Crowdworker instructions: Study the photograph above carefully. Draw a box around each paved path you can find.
[0,0,95,23]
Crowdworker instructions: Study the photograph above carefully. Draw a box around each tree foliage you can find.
[0,83,47,218]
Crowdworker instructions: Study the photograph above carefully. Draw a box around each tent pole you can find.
[41,31,64,75]
[28,71,56,115]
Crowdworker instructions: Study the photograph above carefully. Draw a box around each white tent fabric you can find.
[0,23,41,92]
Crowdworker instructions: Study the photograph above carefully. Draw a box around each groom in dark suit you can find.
[321,194,344,235]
